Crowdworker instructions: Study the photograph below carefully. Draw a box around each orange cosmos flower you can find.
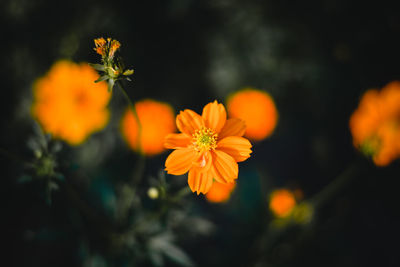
[31,60,111,145]
[205,181,236,203]
[227,88,278,141]
[349,81,400,166]
[164,100,252,195]
[269,189,296,218]
[94,37,121,60]
[121,99,176,156]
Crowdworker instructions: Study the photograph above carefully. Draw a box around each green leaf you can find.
[149,233,194,267]
[88,63,105,71]
[123,69,134,76]
[95,75,109,83]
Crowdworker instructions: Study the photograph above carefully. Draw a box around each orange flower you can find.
[164,100,252,195]
[205,181,236,203]
[32,60,110,145]
[349,81,400,166]
[94,37,121,59]
[269,189,296,218]
[94,37,107,56]
[121,99,176,156]
[227,88,278,141]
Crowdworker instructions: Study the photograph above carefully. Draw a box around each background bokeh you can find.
[2,0,400,266]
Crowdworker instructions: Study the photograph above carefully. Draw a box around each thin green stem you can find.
[310,160,364,209]
[116,80,146,188]
[116,80,143,155]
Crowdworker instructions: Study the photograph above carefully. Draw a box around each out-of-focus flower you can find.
[349,81,400,166]
[121,99,175,156]
[292,202,313,224]
[147,187,159,199]
[269,189,296,218]
[31,60,111,145]
[205,181,236,203]
[164,100,252,195]
[227,88,278,141]
[91,37,134,91]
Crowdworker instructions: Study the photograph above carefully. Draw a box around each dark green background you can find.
[2,0,400,266]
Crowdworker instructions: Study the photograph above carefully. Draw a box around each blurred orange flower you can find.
[121,99,176,156]
[31,60,111,145]
[205,181,236,203]
[349,81,400,166]
[269,189,296,218]
[164,100,252,195]
[227,88,278,141]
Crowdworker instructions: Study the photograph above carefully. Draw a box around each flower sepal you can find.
[88,63,105,71]
[94,75,109,83]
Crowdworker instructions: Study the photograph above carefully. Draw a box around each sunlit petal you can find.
[211,150,238,183]
[188,168,213,194]
[218,118,246,139]
[165,148,198,175]
[176,109,204,136]
[164,133,191,149]
[217,136,252,162]
[202,100,226,133]
[192,151,212,173]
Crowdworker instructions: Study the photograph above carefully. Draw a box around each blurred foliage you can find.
[2,0,400,267]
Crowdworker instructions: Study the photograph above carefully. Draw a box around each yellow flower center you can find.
[192,127,218,152]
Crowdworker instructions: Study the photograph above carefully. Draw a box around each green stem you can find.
[172,186,192,201]
[116,80,146,187]
[116,80,143,155]
[310,160,364,209]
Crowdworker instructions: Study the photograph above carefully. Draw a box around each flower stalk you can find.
[90,37,143,155]
[117,80,143,155]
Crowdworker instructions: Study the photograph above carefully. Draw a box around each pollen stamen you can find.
[192,127,218,152]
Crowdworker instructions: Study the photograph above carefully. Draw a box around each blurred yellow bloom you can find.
[269,189,296,218]
[292,202,313,224]
[349,81,400,166]
[121,99,176,156]
[205,181,236,203]
[227,88,278,141]
[31,60,111,145]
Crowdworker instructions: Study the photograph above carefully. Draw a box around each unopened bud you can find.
[147,187,159,199]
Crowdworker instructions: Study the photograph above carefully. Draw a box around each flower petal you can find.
[218,118,246,139]
[202,100,226,133]
[217,136,252,162]
[165,148,198,175]
[164,133,191,149]
[192,151,212,173]
[176,109,204,136]
[188,168,213,195]
[210,150,238,183]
